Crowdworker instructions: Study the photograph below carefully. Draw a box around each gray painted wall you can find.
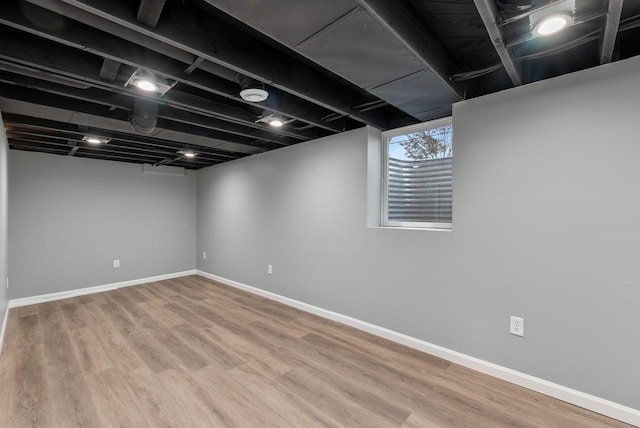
[9,151,196,299]
[0,113,9,334]
[197,56,640,409]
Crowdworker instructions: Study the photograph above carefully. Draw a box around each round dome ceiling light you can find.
[240,87,269,102]
[533,14,571,37]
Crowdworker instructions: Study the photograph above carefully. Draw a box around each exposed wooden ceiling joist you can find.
[600,0,624,64]
[25,0,390,129]
[3,0,347,134]
[472,0,522,86]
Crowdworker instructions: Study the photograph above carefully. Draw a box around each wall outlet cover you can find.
[510,316,524,337]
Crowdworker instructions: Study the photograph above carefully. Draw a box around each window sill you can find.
[367,225,452,233]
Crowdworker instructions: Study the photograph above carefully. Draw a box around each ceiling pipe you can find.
[137,0,166,28]
[99,58,121,81]
[131,98,158,134]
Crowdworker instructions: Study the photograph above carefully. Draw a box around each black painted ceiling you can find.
[1,0,638,169]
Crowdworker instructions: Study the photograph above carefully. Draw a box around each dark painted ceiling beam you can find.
[7,130,238,163]
[183,56,205,76]
[0,22,318,141]
[472,0,522,86]
[0,82,291,151]
[0,36,316,143]
[600,0,624,64]
[9,139,71,155]
[9,138,157,162]
[67,140,80,156]
[0,69,296,146]
[0,59,90,89]
[0,95,265,155]
[10,135,167,161]
[36,0,389,128]
[4,1,345,133]
[3,115,242,161]
[9,136,213,169]
[353,0,463,98]
[137,0,166,28]
[9,133,219,169]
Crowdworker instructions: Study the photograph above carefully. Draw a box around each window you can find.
[383,117,453,229]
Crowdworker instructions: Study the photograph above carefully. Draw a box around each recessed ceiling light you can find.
[240,88,269,102]
[134,79,159,92]
[178,150,197,158]
[256,112,289,128]
[125,69,174,95]
[82,135,110,144]
[268,118,284,127]
[532,14,571,37]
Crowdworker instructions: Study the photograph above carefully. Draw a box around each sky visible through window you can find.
[388,125,453,161]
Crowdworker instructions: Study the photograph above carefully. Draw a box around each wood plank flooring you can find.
[0,276,630,427]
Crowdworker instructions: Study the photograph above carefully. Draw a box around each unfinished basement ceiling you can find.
[1,0,639,169]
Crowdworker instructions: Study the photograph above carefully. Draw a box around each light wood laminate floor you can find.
[0,276,630,427]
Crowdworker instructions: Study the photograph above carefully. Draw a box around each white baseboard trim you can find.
[0,305,9,357]
[196,270,640,427]
[8,270,197,308]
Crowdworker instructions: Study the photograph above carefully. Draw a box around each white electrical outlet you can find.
[510,316,524,337]
[113,259,120,268]
[267,264,273,275]
[5,278,8,289]
[203,252,207,260]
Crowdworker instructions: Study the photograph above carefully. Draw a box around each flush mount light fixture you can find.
[82,135,110,144]
[529,0,574,38]
[268,117,284,127]
[125,69,174,95]
[178,150,197,158]
[134,78,159,92]
[532,14,571,37]
[256,112,290,128]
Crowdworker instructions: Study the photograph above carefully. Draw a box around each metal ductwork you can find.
[131,99,158,134]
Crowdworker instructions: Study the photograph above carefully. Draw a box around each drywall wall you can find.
[9,151,196,298]
[0,113,9,338]
[197,55,640,410]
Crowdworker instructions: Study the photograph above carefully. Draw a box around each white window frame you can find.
[382,116,453,230]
